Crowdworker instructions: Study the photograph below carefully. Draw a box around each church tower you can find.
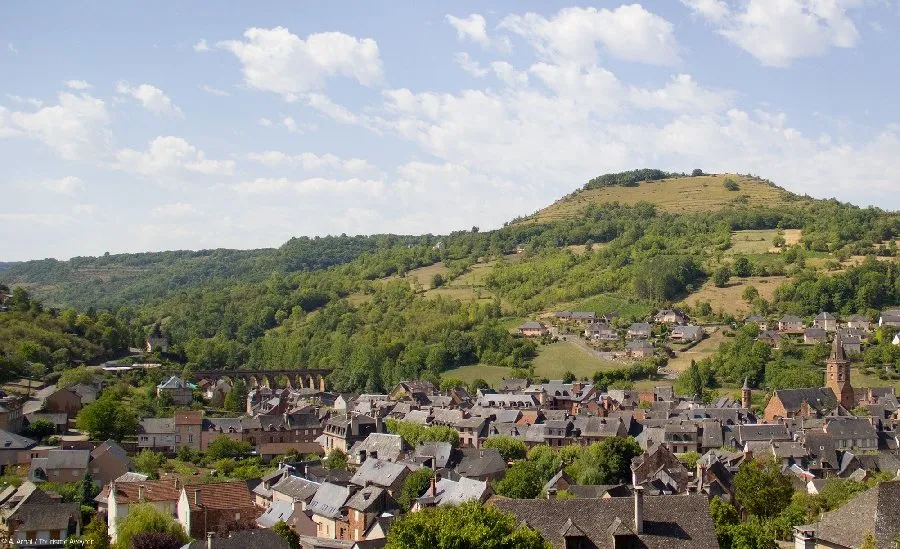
[825,336,854,410]
[741,378,751,410]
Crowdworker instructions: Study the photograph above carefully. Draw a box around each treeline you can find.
[583,168,679,190]
[0,287,131,383]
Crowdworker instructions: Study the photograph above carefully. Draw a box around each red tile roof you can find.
[183,481,254,511]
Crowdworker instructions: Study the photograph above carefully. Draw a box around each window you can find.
[188,434,193,443]
[235,513,240,520]
[53,470,59,477]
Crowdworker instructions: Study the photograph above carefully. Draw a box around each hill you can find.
[2,169,898,395]
[518,173,799,224]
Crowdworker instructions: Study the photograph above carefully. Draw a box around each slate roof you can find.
[158,375,188,389]
[730,424,791,444]
[0,429,36,450]
[772,387,838,415]
[345,485,388,512]
[415,442,453,469]
[518,321,547,331]
[115,472,149,483]
[493,495,719,549]
[256,500,296,528]
[91,439,129,462]
[9,502,79,531]
[139,417,175,434]
[626,340,654,350]
[350,458,407,489]
[566,484,629,498]
[824,417,878,441]
[455,448,506,479]
[308,482,353,519]
[349,433,406,462]
[418,476,489,506]
[46,449,89,470]
[809,480,900,549]
[272,475,321,502]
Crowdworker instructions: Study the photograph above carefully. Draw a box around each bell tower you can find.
[825,336,854,410]
[741,378,751,410]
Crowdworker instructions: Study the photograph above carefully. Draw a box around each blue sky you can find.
[2,1,899,261]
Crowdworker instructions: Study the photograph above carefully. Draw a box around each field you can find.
[679,276,789,317]
[849,368,900,392]
[520,174,795,224]
[546,293,653,321]
[441,363,512,387]
[406,262,451,290]
[532,341,624,380]
[729,230,779,255]
[665,328,727,374]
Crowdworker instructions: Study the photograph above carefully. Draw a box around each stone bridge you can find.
[190,369,331,391]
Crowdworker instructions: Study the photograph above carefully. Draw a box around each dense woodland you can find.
[2,170,900,393]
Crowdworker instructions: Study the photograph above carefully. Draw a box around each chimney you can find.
[138,485,145,501]
[633,485,644,534]
[207,532,214,549]
[430,475,437,497]
[358,450,367,464]
[194,488,201,506]
[174,478,179,491]
[547,488,557,499]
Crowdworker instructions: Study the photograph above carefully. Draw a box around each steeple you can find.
[825,335,854,410]
[741,378,751,410]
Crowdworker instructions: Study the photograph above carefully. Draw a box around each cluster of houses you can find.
[517,309,705,361]
[752,308,900,351]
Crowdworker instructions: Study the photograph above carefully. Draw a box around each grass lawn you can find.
[441,363,511,388]
[519,174,795,224]
[849,367,900,392]
[550,293,652,321]
[532,341,623,380]
[679,276,788,317]
[666,328,728,374]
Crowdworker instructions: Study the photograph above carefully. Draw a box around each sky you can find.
[2,1,900,261]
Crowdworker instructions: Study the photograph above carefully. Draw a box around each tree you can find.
[78,471,99,506]
[493,461,544,499]
[482,436,527,461]
[385,500,548,549]
[562,370,575,383]
[113,503,188,549]
[397,468,434,511]
[567,437,642,485]
[324,449,348,470]
[431,273,445,288]
[469,378,490,394]
[131,532,186,549]
[692,169,704,177]
[723,178,740,191]
[76,396,139,441]
[80,514,111,549]
[742,285,759,303]
[713,266,732,288]
[205,437,251,460]
[57,366,97,388]
[272,520,301,549]
[733,256,752,278]
[224,379,248,412]
[133,449,167,477]
[23,419,56,440]
[734,457,794,519]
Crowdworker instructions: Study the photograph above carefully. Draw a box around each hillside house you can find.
[569,311,597,324]
[323,413,381,453]
[757,330,782,349]
[42,388,83,418]
[414,475,490,510]
[745,315,769,331]
[879,308,900,327]
[627,340,655,358]
[778,315,804,333]
[89,439,133,486]
[670,325,703,343]
[653,309,688,325]
[845,314,871,331]
[803,327,827,345]
[627,322,652,339]
[2,484,81,545]
[838,331,862,355]
[0,395,23,434]
[103,478,182,542]
[517,321,549,337]
[308,482,354,540]
[813,312,838,332]
[157,376,193,406]
[0,429,36,470]
[824,418,878,452]
[584,322,618,341]
[29,449,88,483]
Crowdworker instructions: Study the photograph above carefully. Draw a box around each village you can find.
[0,306,897,548]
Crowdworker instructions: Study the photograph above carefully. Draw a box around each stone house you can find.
[517,321,549,337]
[627,322,652,339]
[157,376,194,406]
[176,481,258,540]
[103,478,182,542]
[29,449,88,483]
[670,325,703,343]
[626,339,655,358]
[778,315,804,333]
[42,388,82,418]
[813,312,838,332]
[89,439,133,487]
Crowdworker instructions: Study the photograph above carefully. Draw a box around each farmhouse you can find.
[778,315,804,332]
[517,321,549,337]
[670,325,703,343]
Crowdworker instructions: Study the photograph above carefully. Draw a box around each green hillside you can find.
[2,169,898,394]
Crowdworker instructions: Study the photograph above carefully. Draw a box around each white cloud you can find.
[193,39,210,52]
[306,93,358,124]
[218,27,383,98]
[152,202,200,218]
[681,0,864,67]
[1,92,111,160]
[72,203,97,216]
[445,13,512,53]
[629,74,733,113]
[232,176,384,196]
[64,80,92,90]
[247,150,377,174]
[199,84,230,97]
[6,94,43,108]
[116,82,184,117]
[500,5,680,66]
[115,136,234,177]
[258,117,273,127]
[39,176,85,195]
[454,52,488,77]
[490,62,528,86]
[7,43,18,55]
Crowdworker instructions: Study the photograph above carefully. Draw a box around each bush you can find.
[723,178,740,191]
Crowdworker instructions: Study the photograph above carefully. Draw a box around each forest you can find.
[2,170,899,393]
